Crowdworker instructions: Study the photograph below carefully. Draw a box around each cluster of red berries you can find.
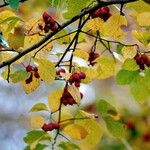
[56,68,66,76]
[68,72,86,87]
[91,6,112,21]
[42,123,60,132]
[41,12,58,33]
[88,51,100,66]
[134,53,150,70]
[61,86,83,106]
[25,65,40,84]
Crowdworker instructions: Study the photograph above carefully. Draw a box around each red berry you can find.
[141,54,148,63]
[91,8,103,18]
[52,123,60,129]
[25,73,33,84]
[67,97,76,105]
[142,133,150,142]
[38,23,43,30]
[33,67,38,72]
[80,92,83,99]
[43,12,50,22]
[44,25,50,33]
[125,120,135,129]
[146,59,150,67]
[78,72,86,79]
[74,82,80,87]
[50,23,58,31]
[34,72,40,78]
[26,65,33,72]
[47,17,55,25]
[101,6,110,13]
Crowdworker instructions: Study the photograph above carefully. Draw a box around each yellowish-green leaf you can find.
[102,14,127,40]
[10,70,30,83]
[126,0,150,13]
[96,57,115,79]
[132,30,150,47]
[73,49,89,61]
[103,116,126,138]
[68,85,81,104]
[30,103,48,112]
[122,58,140,71]
[75,111,103,149]
[21,76,41,94]
[86,18,104,32]
[34,58,56,84]
[30,115,45,129]
[130,74,150,103]
[63,124,88,140]
[137,12,150,26]
[122,46,137,59]
[48,88,63,113]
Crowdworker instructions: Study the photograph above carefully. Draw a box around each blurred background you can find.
[0,0,150,150]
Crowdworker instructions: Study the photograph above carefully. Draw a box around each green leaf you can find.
[116,70,139,85]
[59,142,80,150]
[145,68,150,89]
[23,130,51,145]
[6,0,19,10]
[130,75,150,103]
[30,103,48,112]
[103,116,126,138]
[116,44,124,54]
[122,59,139,71]
[63,0,90,19]
[10,70,30,83]
[34,144,48,150]
[96,99,117,116]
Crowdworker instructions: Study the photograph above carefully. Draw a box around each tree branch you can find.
[0,0,137,69]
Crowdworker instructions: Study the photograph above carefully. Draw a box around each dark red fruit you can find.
[34,67,38,72]
[44,25,50,33]
[42,123,59,132]
[38,23,43,30]
[25,73,33,84]
[142,133,150,142]
[50,24,58,31]
[125,120,135,130]
[26,65,33,72]
[80,92,83,99]
[78,72,86,79]
[74,82,80,87]
[101,6,110,13]
[47,17,55,25]
[34,72,40,78]
[43,12,50,22]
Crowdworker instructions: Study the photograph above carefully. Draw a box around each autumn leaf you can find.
[48,88,63,112]
[34,58,56,84]
[63,124,88,140]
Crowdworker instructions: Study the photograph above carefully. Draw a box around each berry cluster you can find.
[56,68,66,76]
[134,53,150,70]
[61,86,83,106]
[91,6,112,21]
[88,51,100,66]
[68,72,86,87]
[42,12,58,33]
[25,65,40,84]
[42,123,60,132]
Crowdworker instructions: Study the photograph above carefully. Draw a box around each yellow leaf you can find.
[73,49,89,61]
[68,85,81,104]
[21,76,40,94]
[96,57,115,79]
[122,46,137,59]
[102,14,127,40]
[77,67,98,83]
[63,124,88,140]
[48,88,63,113]
[75,111,103,149]
[34,58,56,84]
[8,26,25,50]
[86,18,104,32]
[137,12,150,26]
[132,30,150,47]
[30,115,45,129]
[0,52,13,63]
